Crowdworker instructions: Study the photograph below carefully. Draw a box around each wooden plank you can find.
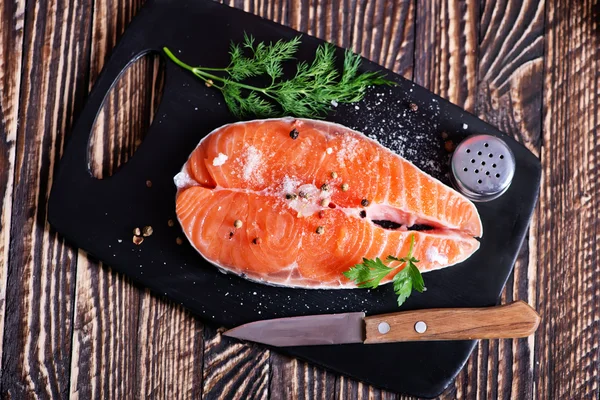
[263,1,415,398]
[202,327,271,399]
[288,0,415,79]
[415,1,546,399]
[68,0,149,396]
[335,376,399,400]
[536,0,600,398]
[70,0,204,397]
[0,0,26,380]
[414,0,479,112]
[269,354,336,400]
[135,293,204,398]
[0,0,93,397]
[470,2,545,400]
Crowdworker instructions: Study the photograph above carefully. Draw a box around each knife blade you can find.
[223,301,540,347]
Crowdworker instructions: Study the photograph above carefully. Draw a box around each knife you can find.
[223,301,540,347]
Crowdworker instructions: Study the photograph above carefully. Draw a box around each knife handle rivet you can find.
[415,321,427,334]
[378,322,391,334]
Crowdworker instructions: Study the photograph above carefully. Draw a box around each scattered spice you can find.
[320,183,330,191]
[341,183,349,191]
[285,193,297,200]
[331,171,338,179]
[234,219,243,228]
[205,79,214,87]
[299,190,309,199]
[409,103,418,112]
[361,198,370,207]
[252,237,262,245]
[316,226,325,235]
[229,231,234,239]
[320,198,330,207]
[360,210,367,218]
[444,140,455,152]
[168,219,175,227]
[176,237,183,245]
[289,128,299,140]
[441,131,449,140]
[146,180,152,188]
[142,226,153,237]
[133,236,144,245]
[318,210,325,218]
[133,227,141,236]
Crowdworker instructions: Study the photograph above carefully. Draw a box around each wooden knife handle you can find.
[363,301,540,343]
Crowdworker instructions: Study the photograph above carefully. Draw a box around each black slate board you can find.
[47,0,541,397]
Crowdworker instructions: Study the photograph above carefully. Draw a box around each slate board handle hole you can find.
[88,52,165,179]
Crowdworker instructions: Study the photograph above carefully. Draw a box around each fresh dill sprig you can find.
[343,235,426,307]
[163,34,395,119]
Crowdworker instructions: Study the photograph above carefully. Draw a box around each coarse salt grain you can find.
[242,145,263,183]
[282,175,301,194]
[336,136,360,165]
[212,152,228,166]
[173,170,196,189]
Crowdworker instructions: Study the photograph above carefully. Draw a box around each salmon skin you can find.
[175,118,482,289]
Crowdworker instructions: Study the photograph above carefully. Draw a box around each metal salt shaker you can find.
[450,134,516,202]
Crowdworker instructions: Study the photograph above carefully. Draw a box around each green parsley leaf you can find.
[343,257,392,289]
[345,235,426,307]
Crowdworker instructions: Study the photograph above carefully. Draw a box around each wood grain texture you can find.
[414,0,479,112]
[70,0,205,398]
[288,0,415,79]
[0,0,26,381]
[536,0,600,398]
[202,327,271,400]
[0,0,93,396]
[269,354,336,400]
[267,1,416,398]
[364,301,540,343]
[135,294,204,399]
[69,0,150,397]
[414,1,546,400]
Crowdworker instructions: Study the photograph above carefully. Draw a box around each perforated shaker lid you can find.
[450,134,515,202]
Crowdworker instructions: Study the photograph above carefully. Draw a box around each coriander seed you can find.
[289,128,299,140]
[320,183,330,191]
[234,219,243,228]
[341,183,349,191]
[409,103,418,111]
[331,171,338,179]
[168,219,175,227]
[142,226,153,237]
[361,199,370,207]
[176,237,183,245]
[316,226,325,235]
[133,236,144,245]
[133,227,141,236]
[320,198,330,207]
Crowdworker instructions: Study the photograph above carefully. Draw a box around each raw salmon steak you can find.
[175,118,482,288]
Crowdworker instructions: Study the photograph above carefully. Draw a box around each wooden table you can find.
[0,0,598,398]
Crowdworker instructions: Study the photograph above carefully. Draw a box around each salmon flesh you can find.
[175,118,482,288]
